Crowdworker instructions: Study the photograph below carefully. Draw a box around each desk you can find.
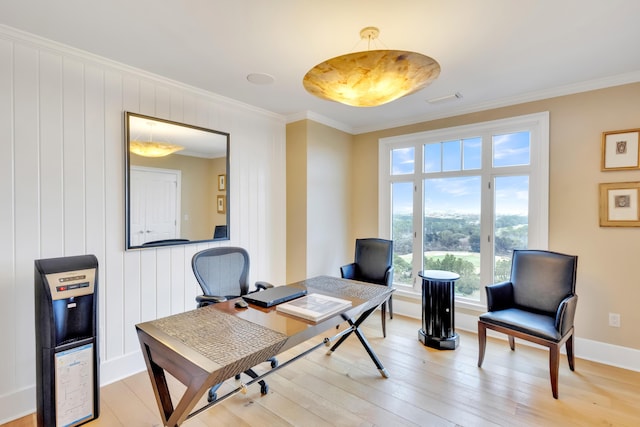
[136,276,393,427]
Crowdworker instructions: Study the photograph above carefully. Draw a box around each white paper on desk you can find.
[276,293,352,322]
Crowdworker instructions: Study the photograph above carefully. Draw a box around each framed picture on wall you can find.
[601,129,640,171]
[218,174,226,191]
[599,182,640,226]
[217,195,226,214]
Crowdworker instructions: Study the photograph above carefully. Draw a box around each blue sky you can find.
[392,132,530,215]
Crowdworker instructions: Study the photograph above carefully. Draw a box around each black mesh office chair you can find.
[192,246,278,401]
[340,238,394,337]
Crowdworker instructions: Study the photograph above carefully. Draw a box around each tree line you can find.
[393,214,526,296]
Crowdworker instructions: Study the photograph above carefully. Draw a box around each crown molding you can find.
[351,70,640,135]
[0,24,286,124]
[286,110,354,134]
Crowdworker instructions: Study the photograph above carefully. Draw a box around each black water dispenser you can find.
[35,255,99,427]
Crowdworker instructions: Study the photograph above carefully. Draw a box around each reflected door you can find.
[130,167,181,246]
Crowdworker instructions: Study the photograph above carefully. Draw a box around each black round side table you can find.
[418,270,460,350]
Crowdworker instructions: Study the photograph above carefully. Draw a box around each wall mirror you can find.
[125,112,229,250]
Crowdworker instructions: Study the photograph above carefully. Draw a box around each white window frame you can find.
[378,112,549,310]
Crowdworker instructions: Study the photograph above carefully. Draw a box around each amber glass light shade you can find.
[303,49,440,107]
[129,140,184,157]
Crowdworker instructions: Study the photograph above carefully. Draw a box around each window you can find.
[379,112,549,309]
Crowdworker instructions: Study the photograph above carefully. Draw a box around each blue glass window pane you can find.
[442,140,461,172]
[493,131,530,167]
[391,147,415,175]
[463,137,482,170]
[424,143,441,173]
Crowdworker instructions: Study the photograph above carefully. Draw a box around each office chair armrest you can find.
[255,281,274,290]
[340,263,357,279]
[196,295,227,307]
[555,294,578,335]
[485,281,514,311]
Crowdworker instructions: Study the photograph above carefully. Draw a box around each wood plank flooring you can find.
[5,314,640,426]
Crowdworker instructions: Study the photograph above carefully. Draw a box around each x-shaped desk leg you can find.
[326,306,390,378]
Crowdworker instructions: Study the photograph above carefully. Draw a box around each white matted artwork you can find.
[601,129,640,171]
[599,182,640,226]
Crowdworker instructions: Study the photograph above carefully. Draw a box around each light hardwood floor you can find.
[6,314,640,426]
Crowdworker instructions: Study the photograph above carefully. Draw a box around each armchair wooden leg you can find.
[388,295,393,319]
[381,303,387,338]
[549,343,560,399]
[477,321,487,367]
[508,335,515,351]
[566,333,575,371]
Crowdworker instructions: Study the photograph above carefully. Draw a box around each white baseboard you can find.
[99,350,146,386]
[393,297,640,372]
[0,386,36,425]
[0,351,146,425]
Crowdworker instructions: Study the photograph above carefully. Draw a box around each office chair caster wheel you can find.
[207,390,217,402]
[260,383,269,395]
[270,359,278,368]
[235,374,241,380]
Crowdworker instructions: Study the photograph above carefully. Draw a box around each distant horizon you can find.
[394,211,528,218]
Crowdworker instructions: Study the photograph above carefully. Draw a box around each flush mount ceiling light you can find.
[129,122,184,158]
[303,26,441,107]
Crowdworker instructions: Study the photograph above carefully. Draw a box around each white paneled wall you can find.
[0,26,286,423]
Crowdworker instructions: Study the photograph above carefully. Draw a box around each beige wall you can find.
[286,121,308,282]
[350,82,640,351]
[286,120,353,281]
[131,153,226,240]
[208,157,227,233]
[306,121,353,276]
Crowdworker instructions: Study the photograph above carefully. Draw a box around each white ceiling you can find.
[2,0,640,134]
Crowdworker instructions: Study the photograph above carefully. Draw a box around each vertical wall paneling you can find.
[38,51,64,258]
[103,69,124,362]
[155,248,172,318]
[13,43,39,389]
[122,250,142,355]
[139,79,156,116]
[62,57,86,255]
[0,26,286,423]
[170,245,186,314]
[170,89,184,123]
[84,65,106,318]
[155,85,171,119]
[0,38,15,398]
[139,248,157,322]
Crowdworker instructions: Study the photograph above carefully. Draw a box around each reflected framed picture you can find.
[218,174,226,191]
[601,129,640,171]
[599,182,640,226]
[217,195,226,214]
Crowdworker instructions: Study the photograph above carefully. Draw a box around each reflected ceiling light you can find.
[303,26,440,107]
[129,122,184,158]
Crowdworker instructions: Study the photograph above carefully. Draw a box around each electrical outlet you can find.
[608,313,621,327]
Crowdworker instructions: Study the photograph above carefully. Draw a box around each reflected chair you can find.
[141,238,189,246]
[213,225,228,239]
[477,249,578,398]
[192,247,278,401]
[340,238,394,337]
